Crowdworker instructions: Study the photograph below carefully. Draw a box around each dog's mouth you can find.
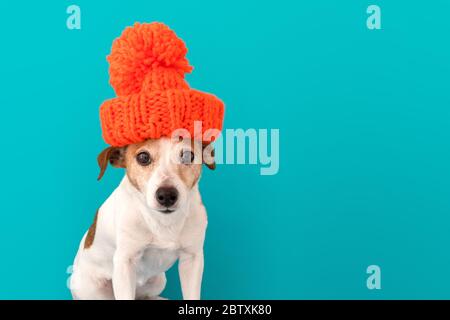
[157,208,176,214]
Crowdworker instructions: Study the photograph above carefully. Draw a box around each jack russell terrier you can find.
[70,137,216,300]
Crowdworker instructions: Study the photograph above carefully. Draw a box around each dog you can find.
[70,137,215,300]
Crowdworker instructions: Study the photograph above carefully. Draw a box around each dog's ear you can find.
[97,146,126,181]
[202,143,216,170]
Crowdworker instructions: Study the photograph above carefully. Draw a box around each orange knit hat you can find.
[100,22,224,147]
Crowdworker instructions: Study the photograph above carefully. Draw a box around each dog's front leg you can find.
[112,251,138,300]
[178,250,204,300]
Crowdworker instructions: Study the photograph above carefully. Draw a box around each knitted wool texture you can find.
[100,22,224,147]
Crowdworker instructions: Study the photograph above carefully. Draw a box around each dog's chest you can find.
[135,246,179,283]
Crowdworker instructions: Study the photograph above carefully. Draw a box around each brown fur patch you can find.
[124,140,160,192]
[177,163,202,189]
[176,140,203,189]
[84,209,99,249]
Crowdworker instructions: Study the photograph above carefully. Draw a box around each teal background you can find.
[0,1,449,299]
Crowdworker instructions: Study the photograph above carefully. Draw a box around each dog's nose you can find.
[155,187,179,207]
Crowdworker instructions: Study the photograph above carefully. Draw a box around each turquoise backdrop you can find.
[0,1,449,299]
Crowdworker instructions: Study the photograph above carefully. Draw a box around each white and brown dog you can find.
[70,137,215,300]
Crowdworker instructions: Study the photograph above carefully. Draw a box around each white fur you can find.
[70,139,207,300]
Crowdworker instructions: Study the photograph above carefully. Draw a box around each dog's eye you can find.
[136,151,151,166]
[180,150,195,165]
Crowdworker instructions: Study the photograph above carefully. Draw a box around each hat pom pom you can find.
[107,22,193,96]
